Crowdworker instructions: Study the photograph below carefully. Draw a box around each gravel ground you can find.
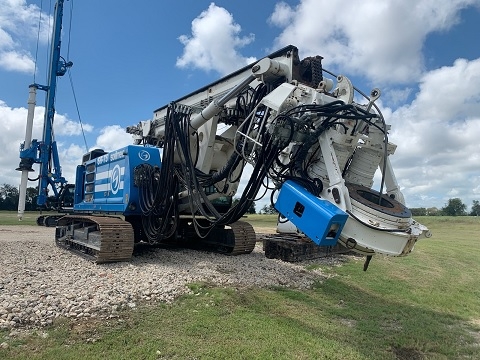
[0,225,343,330]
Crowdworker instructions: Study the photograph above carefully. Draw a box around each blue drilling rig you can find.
[17,0,72,220]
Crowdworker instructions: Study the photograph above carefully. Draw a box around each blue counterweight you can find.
[74,146,162,215]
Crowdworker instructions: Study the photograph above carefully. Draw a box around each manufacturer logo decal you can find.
[110,164,121,195]
[139,150,150,161]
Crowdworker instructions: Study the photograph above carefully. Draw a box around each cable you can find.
[45,0,52,83]
[134,67,394,244]
[33,0,44,84]
[66,0,74,61]
[162,89,282,238]
[322,68,389,205]
[67,69,88,152]
[138,80,384,240]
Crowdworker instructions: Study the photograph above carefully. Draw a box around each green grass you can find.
[243,213,279,228]
[0,211,42,226]
[1,216,480,359]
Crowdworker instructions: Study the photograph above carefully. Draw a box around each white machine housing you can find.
[127,45,431,257]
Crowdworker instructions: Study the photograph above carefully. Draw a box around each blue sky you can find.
[1,0,480,211]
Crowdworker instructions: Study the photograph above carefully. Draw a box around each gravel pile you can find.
[0,225,338,329]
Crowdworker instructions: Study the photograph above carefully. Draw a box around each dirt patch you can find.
[0,226,45,235]
[471,319,480,327]
[338,318,356,328]
[467,319,480,347]
[253,226,277,234]
[391,346,424,360]
[381,319,403,332]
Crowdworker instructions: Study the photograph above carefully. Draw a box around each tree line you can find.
[0,184,38,211]
[410,198,480,216]
[257,198,480,216]
[258,198,480,216]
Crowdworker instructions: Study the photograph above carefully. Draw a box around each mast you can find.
[17,0,72,219]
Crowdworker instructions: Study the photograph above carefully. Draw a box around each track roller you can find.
[55,215,134,263]
[178,220,257,255]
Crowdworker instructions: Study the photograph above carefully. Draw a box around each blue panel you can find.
[274,180,348,246]
[93,162,109,204]
[104,149,127,204]
[74,165,85,205]
[73,145,161,215]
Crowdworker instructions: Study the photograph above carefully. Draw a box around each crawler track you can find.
[261,233,351,262]
[179,220,257,255]
[55,215,134,263]
[227,221,257,255]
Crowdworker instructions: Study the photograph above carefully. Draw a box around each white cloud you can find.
[414,58,480,122]
[268,2,295,27]
[473,179,480,195]
[0,99,93,187]
[269,0,480,84]
[2,102,94,137]
[0,50,35,72]
[0,28,14,49]
[173,0,480,211]
[91,125,133,152]
[0,99,135,205]
[176,3,256,75]
[0,0,52,73]
[385,87,413,107]
[387,57,480,208]
[52,127,133,187]
[0,0,52,43]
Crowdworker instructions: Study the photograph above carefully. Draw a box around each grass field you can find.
[1,214,479,359]
[0,211,44,226]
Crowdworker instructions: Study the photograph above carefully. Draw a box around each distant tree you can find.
[232,197,256,214]
[261,204,277,214]
[426,207,440,216]
[441,198,467,216]
[0,183,19,210]
[470,200,480,216]
[25,187,38,211]
[410,207,427,216]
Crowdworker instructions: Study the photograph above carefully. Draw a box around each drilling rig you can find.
[18,1,430,267]
[17,0,72,224]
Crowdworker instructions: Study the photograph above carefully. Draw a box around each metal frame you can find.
[17,0,72,218]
